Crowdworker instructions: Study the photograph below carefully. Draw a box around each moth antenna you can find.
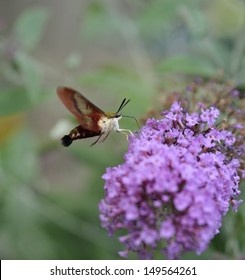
[122,115,140,130]
[116,98,131,114]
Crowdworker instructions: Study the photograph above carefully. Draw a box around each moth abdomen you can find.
[61,125,101,147]
[61,135,73,147]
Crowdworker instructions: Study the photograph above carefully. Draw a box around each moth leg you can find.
[116,128,134,141]
[100,131,111,143]
[90,133,104,147]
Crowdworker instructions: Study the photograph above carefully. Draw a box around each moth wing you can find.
[57,86,105,132]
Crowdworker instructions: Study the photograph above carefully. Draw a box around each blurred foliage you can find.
[0,0,244,259]
[14,7,50,51]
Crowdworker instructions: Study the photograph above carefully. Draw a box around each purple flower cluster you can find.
[99,102,242,259]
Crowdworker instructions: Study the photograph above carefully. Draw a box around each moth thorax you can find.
[99,115,121,133]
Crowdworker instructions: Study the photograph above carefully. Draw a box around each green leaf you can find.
[235,57,245,83]
[157,55,217,77]
[0,86,51,117]
[81,1,117,40]
[15,51,43,102]
[79,65,153,114]
[137,0,199,39]
[192,40,231,71]
[0,88,31,116]
[0,129,38,184]
[14,7,50,51]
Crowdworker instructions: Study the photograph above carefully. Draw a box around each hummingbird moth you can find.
[57,86,135,146]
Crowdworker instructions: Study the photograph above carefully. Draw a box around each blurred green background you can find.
[0,0,245,259]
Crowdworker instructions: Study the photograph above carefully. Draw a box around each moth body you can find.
[61,126,100,147]
[99,115,122,134]
[57,86,133,146]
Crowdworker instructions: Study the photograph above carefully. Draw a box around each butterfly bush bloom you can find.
[99,102,242,259]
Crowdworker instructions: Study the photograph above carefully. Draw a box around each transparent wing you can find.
[57,86,105,132]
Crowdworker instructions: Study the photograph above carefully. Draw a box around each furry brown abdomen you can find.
[61,125,101,146]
